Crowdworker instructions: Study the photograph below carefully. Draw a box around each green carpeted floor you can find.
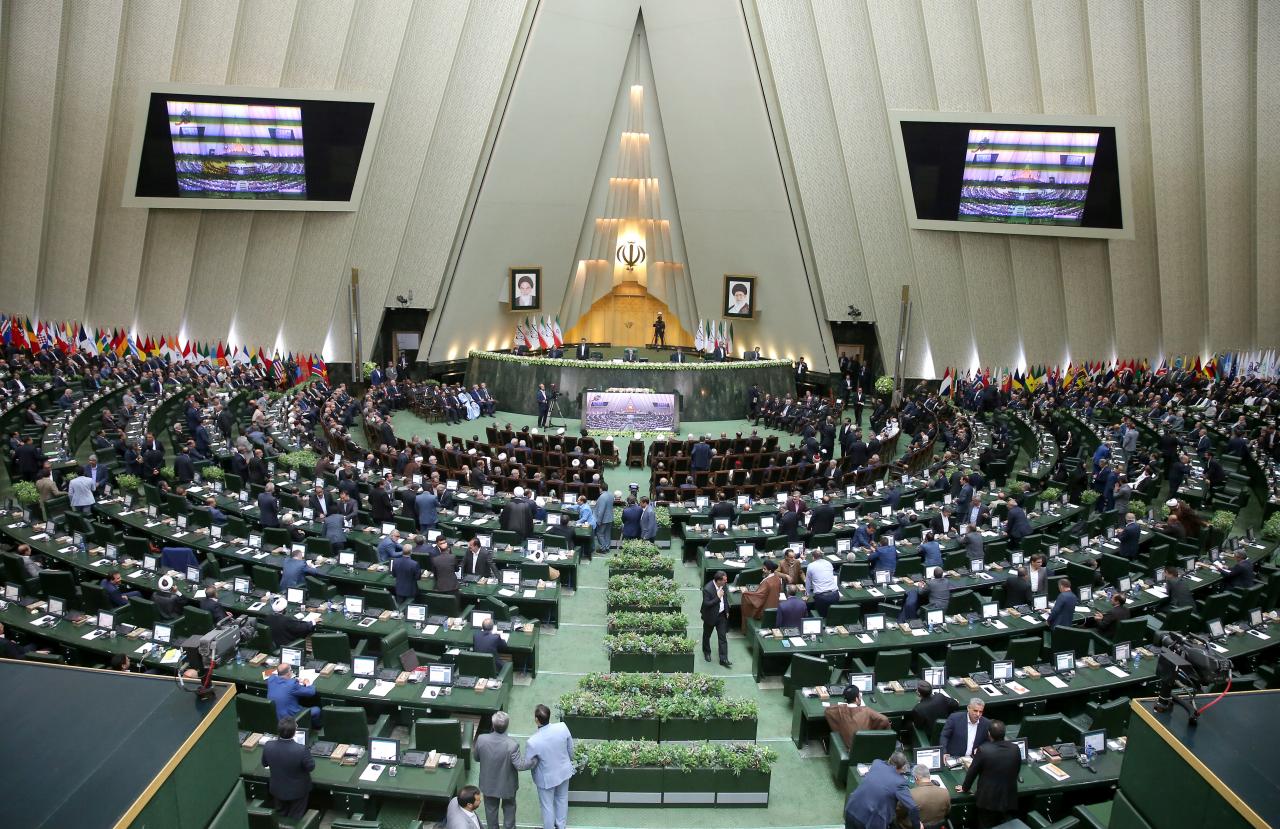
[373,408,851,828]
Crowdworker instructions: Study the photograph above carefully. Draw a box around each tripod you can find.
[548,394,568,430]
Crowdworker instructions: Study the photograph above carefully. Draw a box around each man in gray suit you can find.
[512,704,574,829]
[639,496,658,541]
[592,489,616,553]
[962,524,984,561]
[474,711,519,829]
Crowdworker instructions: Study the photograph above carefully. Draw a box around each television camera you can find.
[1152,631,1232,723]
[177,615,257,701]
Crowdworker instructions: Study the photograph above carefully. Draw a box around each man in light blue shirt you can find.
[68,474,96,513]
[511,704,574,829]
[804,548,840,618]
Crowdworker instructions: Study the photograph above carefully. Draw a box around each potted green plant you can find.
[1209,510,1237,545]
[201,466,225,484]
[874,375,894,398]
[1040,486,1063,503]
[1128,498,1147,518]
[1080,489,1099,506]
[13,481,39,518]
[650,634,695,673]
[114,473,142,493]
[1263,512,1280,541]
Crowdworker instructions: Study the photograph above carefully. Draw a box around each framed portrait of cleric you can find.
[509,267,541,311]
[723,275,755,318]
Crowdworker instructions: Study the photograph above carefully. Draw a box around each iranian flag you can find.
[539,316,554,350]
[513,319,527,350]
[552,315,564,347]
[694,319,705,352]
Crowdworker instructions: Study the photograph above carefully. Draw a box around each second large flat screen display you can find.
[890,112,1131,239]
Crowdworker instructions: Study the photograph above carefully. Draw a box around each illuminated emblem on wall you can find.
[616,240,646,271]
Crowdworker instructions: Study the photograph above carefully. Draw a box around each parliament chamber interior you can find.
[0,2,1277,829]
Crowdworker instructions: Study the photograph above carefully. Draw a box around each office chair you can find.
[783,653,834,699]
[412,717,474,770]
[311,631,353,665]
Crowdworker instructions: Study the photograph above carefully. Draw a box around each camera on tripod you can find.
[179,615,256,700]
[1152,631,1232,723]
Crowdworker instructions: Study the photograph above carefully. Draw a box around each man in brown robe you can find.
[739,559,785,632]
[824,686,891,749]
[778,547,804,588]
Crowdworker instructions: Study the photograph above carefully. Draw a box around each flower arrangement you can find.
[578,672,724,697]
[1081,489,1099,505]
[201,466,225,482]
[472,350,791,371]
[281,449,319,472]
[874,375,894,397]
[605,575,681,610]
[560,691,757,722]
[573,741,776,775]
[361,361,376,380]
[606,612,687,635]
[114,473,141,492]
[603,632,695,656]
[1127,498,1147,517]
[1040,486,1063,503]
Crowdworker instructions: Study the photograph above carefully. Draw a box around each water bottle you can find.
[1132,651,1140,672]
[1085,743,1096,766]
[968,616,975,631]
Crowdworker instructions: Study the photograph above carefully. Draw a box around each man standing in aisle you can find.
[536,384,550,427]
[474,711,519,829]
[701,570,733,667]
[512,704,574,829]
[593,489,616,553]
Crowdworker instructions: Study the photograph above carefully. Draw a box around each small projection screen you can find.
[888,111,1132,240]
[125,84,384,211]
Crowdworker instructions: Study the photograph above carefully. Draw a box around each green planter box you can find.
[608,652,653,672]
[568,769,609,805]
[659,717,707,742]
[706,718,758,742]
[715,769,770,805]
[607,766,663,805]
[610,717,661,742]
[661,768,716,805]
[653,653,695,673]
[608,603,682,614]
[561,715,611,740]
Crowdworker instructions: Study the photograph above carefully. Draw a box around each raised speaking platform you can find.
[0,660,240,829]
[465,348,795,422]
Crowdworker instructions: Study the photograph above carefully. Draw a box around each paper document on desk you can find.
[1005,681,1030,695]
[1248,630,1271,640]
[424,624,441,635]
[301,612,321,624]
[1105,666,1130,678]
[523,589,536,598]
[161,648,181,664]
[1144,586,1168,598]
[857,634,874,644]
[1039,763,1071,782]
[422,686,440,699]
[298,668,319,685]
[359,764,386,782]
[370,680,396,697]
[347,678,369,692]
[911,628,928,637]
[1045,676,1068,689]
[787,636,807,647]
[498,589,516,598]
[990,620,1008,630]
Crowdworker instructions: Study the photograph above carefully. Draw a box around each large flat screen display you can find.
[125,84,384,211]
[889,111,1132,240]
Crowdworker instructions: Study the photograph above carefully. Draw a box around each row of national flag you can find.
[0,313,327,384]
[513,315,563,351]
[693,319,733,354]
[936,352,1280,398]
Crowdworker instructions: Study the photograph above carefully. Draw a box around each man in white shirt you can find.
[941,698,990,764]
[805,548,840,617]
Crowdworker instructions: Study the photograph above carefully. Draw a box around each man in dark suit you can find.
[574,339,590,360]
[536,384,550,427]
[708,491,735,525]
[844,752,919,829]
[941,699,990,763]
[957,720,1020,828]
[1004,498,1031,549]
[1090,593,1130,639]
[929,506,954,536]
[498,488,535,541]
[709,344,726,362]
[472,617,510,671]
[808,495,836,536]
[910,680,959,735]
[1168,452,1189,496]
[1223,551,1255,589]
[197,584,229,622]
[391,542,422,604]
[368,481,395,523]
[1004,568,1033,608]
[778,509,802,542]
[1163,566,1195,608]
[700,571,732,667]
[257,483,281,527]
[460,536,496,579]
[1118,513,1141,559]
[262,717,315,819]
[1046,579,1078,628]
[308,485,335,518]
[265,597,315,648]
[1203,450,1226,506]
[429,537,460,596]
[690,436,712,471]
[620,497,643,540]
